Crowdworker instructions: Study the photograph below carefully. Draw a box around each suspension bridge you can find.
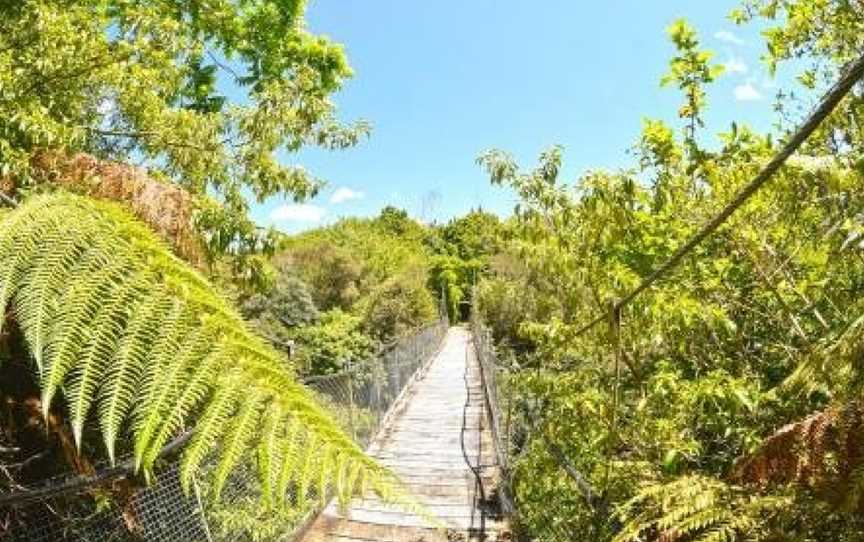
[0,321,512,542]
[302,326,508,542]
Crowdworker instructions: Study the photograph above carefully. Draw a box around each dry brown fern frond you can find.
[731,401,864,511]
[3,150,202,265]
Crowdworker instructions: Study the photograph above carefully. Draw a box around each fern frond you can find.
[0,196,64,333]
[276,419,304,504]
[785,313,864,394]
[132,305,198,469]
[258,403,284,507]
[41,251,132,415]
[139,339,230,469]
[11,216,97,368]
[98,290,173,463]
[295,435,321,508]
[0,193,408,513]
[213,395,265,499]
[614,474,790,542]
[180,376,243,492]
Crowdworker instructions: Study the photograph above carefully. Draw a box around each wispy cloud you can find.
[269,203,327,223]
[329,187,365,204]
[715,30,746,46]
[734,81,763,102]
[725,56,748,75]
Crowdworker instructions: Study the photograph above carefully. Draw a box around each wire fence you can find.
[0,318,448,542]
[306,319,449,448]
[471,311,601,542]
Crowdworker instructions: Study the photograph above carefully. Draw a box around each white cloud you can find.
[725,56,748,74]
[734,81,763,101]
[761,77,778,90]
[329,187,365,204]
[269,203,326,223]
[715,30,746,46]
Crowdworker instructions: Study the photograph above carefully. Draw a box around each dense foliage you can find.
[3,0,864,540]
[243,206,508,375]
[473,5,864,542]
[0,0,366,282]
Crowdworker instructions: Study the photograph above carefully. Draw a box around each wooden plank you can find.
[299,327,510,542]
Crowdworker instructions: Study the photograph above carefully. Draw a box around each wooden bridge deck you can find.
[301,327,507,542]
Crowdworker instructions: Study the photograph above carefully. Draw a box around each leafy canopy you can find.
[0,0,367,268]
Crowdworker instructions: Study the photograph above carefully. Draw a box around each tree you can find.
[291,309,375,375]
[0,0,368,274]
[441,209,504,260]
[283,244,363,311]
[360,271,437,342]
[732,0,864,162]
[242,274,319,329]
[474,11,864,541]
[375,206,419,237]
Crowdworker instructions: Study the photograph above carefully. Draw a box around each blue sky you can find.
[251,0,793,233]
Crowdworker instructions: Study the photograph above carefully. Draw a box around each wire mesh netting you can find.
[471,311,581,542]
[305,320,447,448]
[470,313,516,514]
[0,319,448,542]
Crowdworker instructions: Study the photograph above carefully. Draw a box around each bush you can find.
[291,309,375,375]
[360,270,437,342]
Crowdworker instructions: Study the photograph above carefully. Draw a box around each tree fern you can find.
[257,402,283,507]
[213,394,265,498]
[179,373,245,490]
[613,475,790,542]
[0,193,405,509]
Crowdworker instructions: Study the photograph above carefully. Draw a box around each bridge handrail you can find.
[469,308,517,518]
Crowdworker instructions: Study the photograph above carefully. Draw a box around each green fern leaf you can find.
[67,271,150,447]
[180,376,243,492]
[0,193,410,515]
[98,290,173,463]
[212,395,264,498]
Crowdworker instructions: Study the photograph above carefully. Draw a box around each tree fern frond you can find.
[11,217,97,368]
[41,252,133,415]
[257,403,285,508]
[316,445,334,506]
[0,197,71,335]
[131,303,197,468]
[0,193,409,514]
[139,340,230,470]
[180,376,244,492]
[212,395,265,499]
[785,313,864,394]
[276,419,304,504]
[98,290,173,463]
[295,435,321,508]
[614,474,790,542]
[342,460,363,510]
[66,271,149,447]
